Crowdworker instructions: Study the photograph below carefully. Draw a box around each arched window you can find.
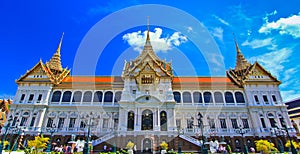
[214,92,224,103]
[51,91,61,102]
[82,91,92,102]
[114,91,122,102]
[182,92,192,103]
[127,111,134,131]
[225,92,234,103]
[93,91,103,102]
[268,113,276,128]
[203,92,212,103]
[173,92,181,103]
[104,91,113,102]
[235,92,245,103]
[62,91,72,102]
[160,111,167,131]
[72,91,82,102]
[193,92,203,103]
[142,109,153,130]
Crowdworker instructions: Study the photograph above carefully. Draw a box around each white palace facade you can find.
[7,29,295,152]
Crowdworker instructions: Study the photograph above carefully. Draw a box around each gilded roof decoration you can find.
[122,28,173,79]
[227,37,280,87]
[16,33,70,85]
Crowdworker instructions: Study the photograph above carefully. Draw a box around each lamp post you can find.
[196,112,208,154]
[176,126,184,154]
[270,127,285,153]
[46,124,57,152]
[235,125,249,154]
[12,126,25,151]
[282,121,297,154]
[0,115,13,154]
[83,113,97,154]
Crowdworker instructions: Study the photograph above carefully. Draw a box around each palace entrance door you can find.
[142,138,152,153]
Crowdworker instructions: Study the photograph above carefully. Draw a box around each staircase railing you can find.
[179,135,201,146]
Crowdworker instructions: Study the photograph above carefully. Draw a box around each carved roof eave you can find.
[226,70,243,87]
[124,53,173,77]
[127,51,162,73]
[134,45,160,62]
[227,62,281,87]
[47,68,70,85]
[16,60,47,83]
[133,63,162,78]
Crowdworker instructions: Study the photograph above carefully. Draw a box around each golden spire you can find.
[146,16,151,43]
[46,32,64,72]
[56,32,64,54]
[233,33,250,71]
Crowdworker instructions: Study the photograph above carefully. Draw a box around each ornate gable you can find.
[227,37,280,87]
[122,29,173,80]
[16,60,51,83]
[16,33,70,85]
[246,62,280,83]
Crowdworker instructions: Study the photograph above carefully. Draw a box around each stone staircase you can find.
[179,135,202,146]
[92,133,115,146]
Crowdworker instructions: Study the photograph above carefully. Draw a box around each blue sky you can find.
[1,0,300,102]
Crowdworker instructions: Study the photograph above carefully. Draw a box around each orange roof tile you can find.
[173,77,232,83]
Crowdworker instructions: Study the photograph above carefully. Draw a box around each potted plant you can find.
[255,139,278,154]
[285,140,299,152]
[160,141,168,154]
[126,141,134,154]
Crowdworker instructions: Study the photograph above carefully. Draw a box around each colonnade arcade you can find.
[124,109,169,131]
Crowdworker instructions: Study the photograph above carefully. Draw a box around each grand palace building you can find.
[5,28,296,153]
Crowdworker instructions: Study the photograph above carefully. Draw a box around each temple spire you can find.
[46,32,64,73]
[146,16,151,43]
[56,32,64,54]
[233,33,250,71]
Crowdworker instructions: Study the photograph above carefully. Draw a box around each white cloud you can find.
[212,15,230,26]
[122,28,188,52]
[281,90,300,102]
[280,66,300,88]
[241,38,273,49]
[249,48,292,79]
[259,12,300,38]
[187,26,193,33]
[211,27,224,41]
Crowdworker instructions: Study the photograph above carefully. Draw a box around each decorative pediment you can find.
[122,28,173,80]
[16,33,70,85]
[48,112,56,118]
[16,60,51,83]
[59,112,67,118]
[227,37,280,87]
[69,112,78,118]
[247,62,280,83]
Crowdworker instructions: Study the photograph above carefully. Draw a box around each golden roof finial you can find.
[146,16,150,42]
[56,32,64,54]
[233,33,250,71]
[46,32,64,72]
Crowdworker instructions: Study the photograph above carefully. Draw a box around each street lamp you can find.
[176,126,184,154]
[282,121,297,154]
[0,115,13,154]
[235,125,249,154]
[196,112,208,154]
[83,112,97,154]
[12,126,25,151]
[270,127,285,153]
[46,124,57,152]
